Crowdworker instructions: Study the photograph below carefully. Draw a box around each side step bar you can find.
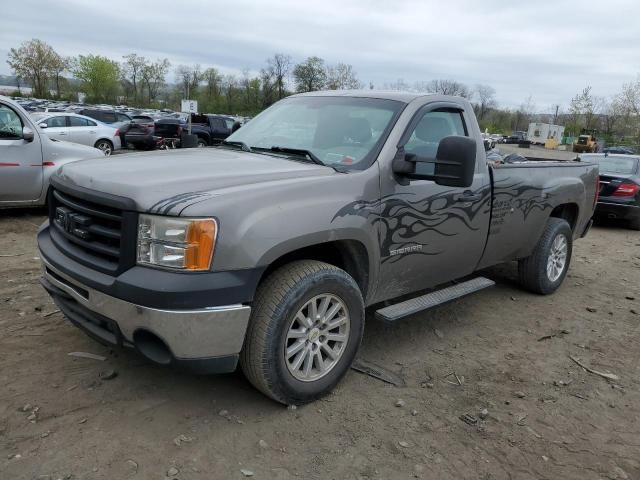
[375,277,495,322]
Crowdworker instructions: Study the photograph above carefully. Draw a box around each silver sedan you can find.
[31,113,122,155]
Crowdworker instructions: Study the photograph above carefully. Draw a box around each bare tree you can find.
[266,54,291,99]
[175,64,201,98]
[568,86,603,133]
[384,78,410,91]
[121,54,147,104]
[425,79,471,98]
[601,97,624,136]
[325,63,362,90]
[49,53,69,98]
[618,77,640,140]
[141,59,170,104]
[474,84,496,120]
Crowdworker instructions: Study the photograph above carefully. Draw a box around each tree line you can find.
[5,38,640,144]
[6,39,362,115]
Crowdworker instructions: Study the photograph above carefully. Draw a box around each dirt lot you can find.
[1,209,639,480]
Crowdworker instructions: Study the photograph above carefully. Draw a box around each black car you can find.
[78,108,131,125]
[124,115,156,150]
[602,146,636,155]
[190,114,237,146]
[581,154,640,230]
[505,131,528,144]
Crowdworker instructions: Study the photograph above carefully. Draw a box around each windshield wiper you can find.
[268,146,327,166]
[220,140,252,152]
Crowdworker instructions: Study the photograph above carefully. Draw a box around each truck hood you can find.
[55,147,335,214]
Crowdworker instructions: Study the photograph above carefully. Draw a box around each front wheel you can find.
[196,138,207,148]
[94,139,113,156]
[518,218,573,294]
[241,260,364,405]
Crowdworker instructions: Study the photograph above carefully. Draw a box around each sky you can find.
[2,0,639,111]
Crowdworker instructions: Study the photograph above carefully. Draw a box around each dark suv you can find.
[79,109,132,147]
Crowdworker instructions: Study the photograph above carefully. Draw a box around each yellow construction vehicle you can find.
[573,130,599,153]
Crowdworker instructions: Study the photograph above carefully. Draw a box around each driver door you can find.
[374,104,491,302]
[41,115,70,140]
[0,102,44,203]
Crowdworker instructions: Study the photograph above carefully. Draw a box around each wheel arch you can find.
[256,238,372,303]
[549,202,579,231]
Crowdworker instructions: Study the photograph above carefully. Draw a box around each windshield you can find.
[582,154,639,174]
[225,96,404,170]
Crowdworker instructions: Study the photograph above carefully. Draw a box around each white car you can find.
[0,96,105,208]
[32,113,121,155]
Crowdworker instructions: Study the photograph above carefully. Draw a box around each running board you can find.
[375,277,495,322]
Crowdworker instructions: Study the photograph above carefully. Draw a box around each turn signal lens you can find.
[184,219,217,270]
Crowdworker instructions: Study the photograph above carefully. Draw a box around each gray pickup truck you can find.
[38,91,599,404]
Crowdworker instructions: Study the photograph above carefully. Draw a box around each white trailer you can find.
[527,123,565,145]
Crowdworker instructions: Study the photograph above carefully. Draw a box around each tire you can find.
[94,139,113,156]
[629,218,640,231]
[518,218,573,294]
[196,138,207,148]
[241,260,364,405]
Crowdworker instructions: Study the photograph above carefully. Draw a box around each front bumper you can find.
[41,258,251,372]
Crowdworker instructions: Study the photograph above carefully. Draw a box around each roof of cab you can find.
[291,89,458,104]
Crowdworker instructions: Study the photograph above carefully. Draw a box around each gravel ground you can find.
[1,209,639,480]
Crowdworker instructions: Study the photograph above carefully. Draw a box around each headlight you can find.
[136,214,217,270]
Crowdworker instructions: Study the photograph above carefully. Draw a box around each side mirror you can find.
[23,126,35,142]
[392,136,477,188]
[38,122,48,129]
[433,136,477,187]
[483,139,491,152]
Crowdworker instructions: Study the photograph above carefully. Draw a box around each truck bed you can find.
[477,160,598,269]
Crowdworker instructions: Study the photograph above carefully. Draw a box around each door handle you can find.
[89,131,96,134]
[58,132,66,135]
[453,191,482,202]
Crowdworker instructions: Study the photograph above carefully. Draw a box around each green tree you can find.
[293,56,327,92]
[6,39,59,98]
[73,55,120,103]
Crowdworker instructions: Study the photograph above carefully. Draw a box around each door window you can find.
[0,104,23,139]
[69,117,91,127]
[46,116,68,128]
[404,110,467,175]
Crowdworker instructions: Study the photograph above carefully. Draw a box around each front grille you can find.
[48,186,137,275]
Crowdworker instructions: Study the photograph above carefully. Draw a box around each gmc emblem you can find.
[55,207,92,240]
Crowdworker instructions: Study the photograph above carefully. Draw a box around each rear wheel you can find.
[518,218,573,294]
[94,139,113,156]
[241,260,364,405]
[629,218,640,231]
[196,138,207,148]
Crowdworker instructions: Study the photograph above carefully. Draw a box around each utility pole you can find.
[553,104,560,125]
